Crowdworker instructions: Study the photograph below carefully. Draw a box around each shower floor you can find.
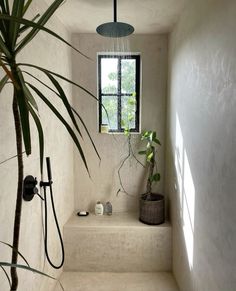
[56,212,178,291]
[55,271,179,291]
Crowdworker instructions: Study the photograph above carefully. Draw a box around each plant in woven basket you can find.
[0,0,99,290]
[138,131,165,225]
[138,130,161,200]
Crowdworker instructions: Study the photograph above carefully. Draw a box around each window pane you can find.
[102,95,118,130]
[121,59,136,94]
[121,95,136,129]
[101,58,118,94]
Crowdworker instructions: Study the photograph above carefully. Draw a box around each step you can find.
[64,212,172,272]
[54,272,179,291]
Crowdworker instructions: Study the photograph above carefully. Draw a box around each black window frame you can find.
[98,54,140,133]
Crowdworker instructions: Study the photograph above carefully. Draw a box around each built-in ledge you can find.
[65,211,170,228]
[64,212,172,272]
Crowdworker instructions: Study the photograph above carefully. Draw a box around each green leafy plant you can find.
[138,130,161,199]
[0,1,99,290]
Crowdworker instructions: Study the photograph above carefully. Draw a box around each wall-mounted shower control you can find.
[23,157,64,269]
[23,175,38,201]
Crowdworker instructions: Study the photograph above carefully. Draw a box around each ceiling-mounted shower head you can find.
[96,0,134,38]
[96,21,134,37]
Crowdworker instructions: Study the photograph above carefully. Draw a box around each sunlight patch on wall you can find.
[175,113,195,269]
[175,113,184,211]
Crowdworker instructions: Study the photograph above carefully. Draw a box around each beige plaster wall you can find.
[166,0,236,290]
[0,2,75,291]
[72,34,168,213]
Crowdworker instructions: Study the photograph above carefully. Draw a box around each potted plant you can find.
[138,130,165,225]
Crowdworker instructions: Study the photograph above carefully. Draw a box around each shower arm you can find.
[96,0,134,37]
[114,0,117,22]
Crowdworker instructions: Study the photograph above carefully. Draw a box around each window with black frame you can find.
[98,54,140,133]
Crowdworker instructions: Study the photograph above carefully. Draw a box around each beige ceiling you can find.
[53,0,187,34]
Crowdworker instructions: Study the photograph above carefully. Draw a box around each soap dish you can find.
[77,211,89,217]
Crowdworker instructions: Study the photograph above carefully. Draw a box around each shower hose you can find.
[43,182,65,269]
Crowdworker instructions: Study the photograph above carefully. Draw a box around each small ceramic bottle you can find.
[104,201,112,215]
[95,201,104,215]
[100,124,109,133]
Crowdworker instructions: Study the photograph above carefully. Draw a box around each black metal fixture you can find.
[23,175,39,201]
[22,157,64,269]
[40,157,65,269]
[96,0,134,37]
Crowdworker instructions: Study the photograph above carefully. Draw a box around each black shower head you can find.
[96,0,134,38]
[96,21,134,37]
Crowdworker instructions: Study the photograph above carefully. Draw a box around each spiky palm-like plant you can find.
[0,1,98,290]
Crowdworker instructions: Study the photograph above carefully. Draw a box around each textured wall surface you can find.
[166,0,236,290]
[45,0,187,34]
[72,34,168,213]
[0,2,74,291]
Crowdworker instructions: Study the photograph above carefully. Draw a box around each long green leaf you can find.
[0,14,89,58]
[22,70,101,161]
[22,0,33,16]
[17,68,38,110]
[0,262,64,291]
[19,63,97,101]
[0,1,9,40]
[45,72,82,138]
[18,14,40,35]
[21,63,116,132]
[15,83,31,155]
[0,151,26,165]
[0,0,6,12]
[72,108,101,161]
[20,64,110,148]
[0,240,30,267]
[9,0,25,50]
[18,0,67,53]
[28,103,44,174]
[0,265,11,287]
[0,74,8,93]
[0,8,7,40]
[28,83,89,174]
[0,35,11,58]
[5,0,10,14]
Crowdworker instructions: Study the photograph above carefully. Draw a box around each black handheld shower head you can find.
[46,157,52,182]
[40,157,53,187]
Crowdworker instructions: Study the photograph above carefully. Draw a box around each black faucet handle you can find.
[46,157,52,182]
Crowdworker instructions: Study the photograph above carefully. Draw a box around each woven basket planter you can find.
[139,193,165,225]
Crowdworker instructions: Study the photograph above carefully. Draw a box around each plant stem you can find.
[146,151,155,197]
[117,135,145,196]
[10,91,23,291]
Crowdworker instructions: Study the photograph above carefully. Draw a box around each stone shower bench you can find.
[63,212,172,272]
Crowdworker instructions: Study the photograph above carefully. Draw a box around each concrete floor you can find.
[54,272,179,291]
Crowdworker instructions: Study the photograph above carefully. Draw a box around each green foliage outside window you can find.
[100,56,139,132]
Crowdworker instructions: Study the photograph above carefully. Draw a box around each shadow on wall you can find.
[174,113,195,270]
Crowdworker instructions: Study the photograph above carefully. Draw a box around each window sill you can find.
[99,131,141,135]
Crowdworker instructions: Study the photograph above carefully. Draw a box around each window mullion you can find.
[135,56,140,132]
[98,56,102,132]
[117,57,122,131]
